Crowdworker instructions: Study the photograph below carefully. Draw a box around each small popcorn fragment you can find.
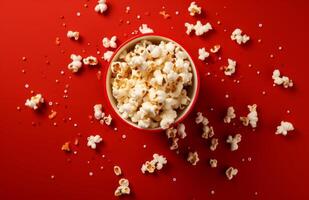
[177,123,187,139]
[83,56,98,66]
[67,30,79,40]
[185,21,212,36]
[210,44,221,53]
[139,24,154,34]
[224,106,236,123]
[87,135,102,149]
[198,47,210,61]
[272,69,293,88]
[226,167,238,180]
[240,104,258,128]
[187,151,199,165]
[25,94,44,110]
[114,178,131,196]
[141,154,167,174]
[224,59,236,76]
[113,165,122,176]
[102,36,117,48]
[48,110,57,119]
[68,54,82,73]
[276,121,294,136]
[159,10,170,19]
[188,2,201,16]
[226,134,242,151]
[210,138,219,151]
[94,0,108,14]
[209,159,218,168]
[231,28,250,44]
[103,50,114,62]
[61,142,71,152]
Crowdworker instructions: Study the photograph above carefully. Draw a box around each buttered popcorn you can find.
[240,104,258,128]
[231,28,250,44]
[224,59,237,76]
[111,40,193,129]
[83,56,98,66]
[188,2,202,16]
[141,154,167,174]
[94,0,108,14]
[68,54,82,73]
[185,21,212,36]
[25,94,44,110]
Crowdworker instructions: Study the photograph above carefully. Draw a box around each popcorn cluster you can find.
[94,0,108,14]
[139,24,154,34]
[240,104,258,128]
[83,56,98,66]
[187,151,199,165]
[231,28,250,44]
[111,40,193,129]
[67,31,80,40]
[25,94,44,110]
[198,47,209,61]
[224,106,236,123]
[141,154,167,174]
[224,59,237,76]
[226,134,242,151]
[188,2,201,16]
[276,121,294,136]
[226,167,238,180]
[93,104,112,125]
[165,123,187,150]
[114,178,130,196]
[102,36,117,48]
[195,112,215,139]
[87,135,102,149]
[68,54,83,73]
[272,69,293,88]
[185,21,212,36]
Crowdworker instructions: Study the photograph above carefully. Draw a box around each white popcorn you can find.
[272,69,293,88]
[94,0,108,14]
[185,21,212,36]
[226,134,242,151]
[67,31,79,40]
[224,106,236,123]
[185,23,195,35]
[102,36,117,48]
[224,59,236,76]
[141,154,167,174]
[139,24,154,34]
[83,56,98,66]
[231,28,250,44]
[94,104,104,120]
[177,123,187,139]
[114,178,131,196]
[187,151,199,165]
[195,112,214,139]
[198,47,209,61]
[25,94,44,110]
[68,54,82,73]
[276,121,294,136]
[188,2,201,16]
[103,50,114,62]
[87,135,102,149]
[240,104,258,128]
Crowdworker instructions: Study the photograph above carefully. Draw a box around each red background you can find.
[0,0,308,199]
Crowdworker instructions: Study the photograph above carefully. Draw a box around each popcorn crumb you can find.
[113,165,122,176]
[139,24,154,34]
[159,10,170,19]
[272,69,293,88]
[87,135,102,149]
[224,59,236,76]
[67,31,79,40]
[276,121,294,136]
[94,0,108,14]
[210,138,219,151]
[177,123,187,139]
[83,56,98,66]
[103,50,114,62]
[210,44,221,53]
[224,106,236,123]
[25,94,44,110]
[48,110,57,119]
[102,36,117,48]
[61,142,71,152]
[188,2,201,16]
[185,21,212,36]
[209,159,218,168]
[240,104,258,128]
[187,151,199,165]
[226,167,238,180]
[226,134,242,151]
[141,154,167,174]
[68,54,83,73]
[114,178,131,196]
[231,28,250,44]
[94,104,105,120]
[198,47,210,61]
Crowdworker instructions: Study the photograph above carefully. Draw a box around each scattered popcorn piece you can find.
[103,114,112,125]
[177,123,187,139]
[113,166,122,176]
[188,2,201,16]
[210,44,221,53]
[48,110,57,119]
[102,36,117,48]
[185,21,212,36]
[83,56,98,66]
[68,54,83,73]
[166,127,177,139]
[170,137,179,150]
[61,142,71,152]
[224,59,236,76]
[210,138,219,151]
[187,151,199,165]
[114,178,131,196]
[198,47,210,61]
[103,50,114,62]
[159,10,170,19]
[25,94,44,110]
[226,134,242,151]
[94,0,108,14]
[93,104,105,120]
[87,135,103,149]
[272,69,293,88]
[196,112,215,139]
[226,167,238,180]
[224,106,236,123]
[209,159,217,168]
[141,154,167,173]
[240,104,258,128]
[276,121,294,136]
[231,28,250,44]
[67,30,79,40]
[139,24,154,34]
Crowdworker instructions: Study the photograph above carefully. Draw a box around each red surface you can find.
[0,0,308,199]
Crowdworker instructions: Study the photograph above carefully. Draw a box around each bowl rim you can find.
[104,33,200,132]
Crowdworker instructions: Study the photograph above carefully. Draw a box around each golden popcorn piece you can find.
[226,167,238,180]
[210,138,219,151]
[61,142,71,152]
[187,151,199,166]
[114,166,122,176]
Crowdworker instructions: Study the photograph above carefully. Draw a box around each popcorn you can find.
[87,135,102,149]
[103,50,114,62]
[83,56,98,66]
[170,138,179,150]
[185,21,212,36]
[231,28,250,44]
[102,36,117,48]
[139,24,154,34]
[224,59,236,76]
[209,159,217,168]
[141,154,167,174]
[103,114,112,125]
[272,69,293,88]
[226,134,242,151]
[166,127,177,139]
[224,106,236,123]
[68,54,82,73]
[240,104,258,128]
[198,47,209,61]
[94,104,105,120]
[114,178,131,196]
[67,31,79,40]
[276,121,294,136]
[94,0,108,14]
[113,166,122,176]
[210,44,221,53]
[226,167,238,180]
[187,151,199,165]
[188,2,201,16]
[195,112,215,139]
[25,94,44,110]
[61,142,71,152]
[177,123,187,139]
[210,138,219,151]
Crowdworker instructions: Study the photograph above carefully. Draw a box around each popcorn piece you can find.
[25,94,44,110]
[240,104,258,128]
[226,134,242,151]
[103,50,114,62]
[103,114,112,125]
[94,104,105,120]
[210,138,219,151]
[198,47,210,61]
[102,36,117,48]
[87,135,102,149]
[114,178,131,196]
[196,112,215,139]
[83,56,98,66]
[224,106,236,123]
[224,59,236,76]
[113,166,122,176]
[139,24,154,34]
[226,167,238,180]
[272,69,293,88]
[209,159,217,168]
[187,151,199,165]
[61,142,71,152]
[210,44,221,53]
[188,2,201,16]
[166,127,177,139]
[67,31,80,40]
[184,23,195,35]
[170,137,179,150]
[231,28,250,44]
[141,154,167,174]
[177,123,187,139]
[185,21,212,36]
[94,0,108,14]
[276,121,294,136]
[48,110,57,119]
[68,54,82,73]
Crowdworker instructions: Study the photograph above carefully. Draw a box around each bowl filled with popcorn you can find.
[106,34,200,131]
